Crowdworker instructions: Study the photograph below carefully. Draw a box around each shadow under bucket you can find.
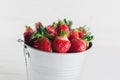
[18,38,92,80]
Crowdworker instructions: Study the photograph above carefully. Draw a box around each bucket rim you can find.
[25,42,93,55]
[19,36,93,55]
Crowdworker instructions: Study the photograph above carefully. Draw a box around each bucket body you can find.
[23,43,92,80]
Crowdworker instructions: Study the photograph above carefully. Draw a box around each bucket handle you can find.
[18,38,30,58]
[24,45,30,58]
[18,38,24,43]
[18,38,30,80]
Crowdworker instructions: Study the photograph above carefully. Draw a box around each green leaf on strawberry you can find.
[68,20,73,26]
[63,18,73,26]
[25,25,30,29]
[58,19,63,26]
[31,32,42,39]
[31,26,45,39]
[38,26,44,35]
[60,30,68,37]
[52,22,57,27]
[64,19,67,24]
[82,33,94,42]
[43,28,55,40]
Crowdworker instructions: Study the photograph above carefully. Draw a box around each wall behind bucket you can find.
[0,0,120,80]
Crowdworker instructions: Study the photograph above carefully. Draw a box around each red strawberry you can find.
[24,26,34,46]
[68,30,79,40]
[34,37,52,52]
[69,39,87,52]
[35,22,43,31]
[57,23,69,36]
[79,31,86,38]
[63,19,73,30]
[46,25,57,37]
[77,26,87,38]
[52,31,71,53]
[46,25,55,33]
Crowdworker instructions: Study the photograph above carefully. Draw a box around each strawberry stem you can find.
[25,25,30,30]
[52,22,57,27]
[68,20,73,26]
[31,32,43,39]
[58,20,63,25]
[38,26,44,35]
[63,18,73,26]
[64,18,68,24]
[43,28,54,40]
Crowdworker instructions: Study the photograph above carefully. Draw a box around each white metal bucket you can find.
[18,38,92,80]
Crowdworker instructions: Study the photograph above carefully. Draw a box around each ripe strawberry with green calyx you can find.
[82,32,94,49]
[77,26,87,38]
[46,22,57,37]
[24,25,34,46]
[32,26,52,52]
[78,25,94,48]
[79,31,87,38]
[68,29,79,40]
[69,39,87,52]
[82,32,94,42]
[34,36,52,52]
[35,22,43,31]
[57,20,70,36]
[63,18,73,30]
[52,30,71,53]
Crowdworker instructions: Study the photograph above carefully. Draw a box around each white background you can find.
[0,0,120,80]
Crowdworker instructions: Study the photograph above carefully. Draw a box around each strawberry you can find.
[77,26,87,38]
[78,26,94,49]
[24,25,34,46]
[35,22,43,31]
[82,33,94,49]
[69,39,87,52]
[46,25,56,33]
[79,31,87,38]
[63,19,73,30]
[57,20,70,36]
[68,29,79,40]
[23,19,94,53]
[46,24,57,37]
[52,31,71,53]
[32,26,52,52]
[34,37,52,52]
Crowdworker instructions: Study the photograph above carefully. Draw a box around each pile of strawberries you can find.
[24,19,93,53]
